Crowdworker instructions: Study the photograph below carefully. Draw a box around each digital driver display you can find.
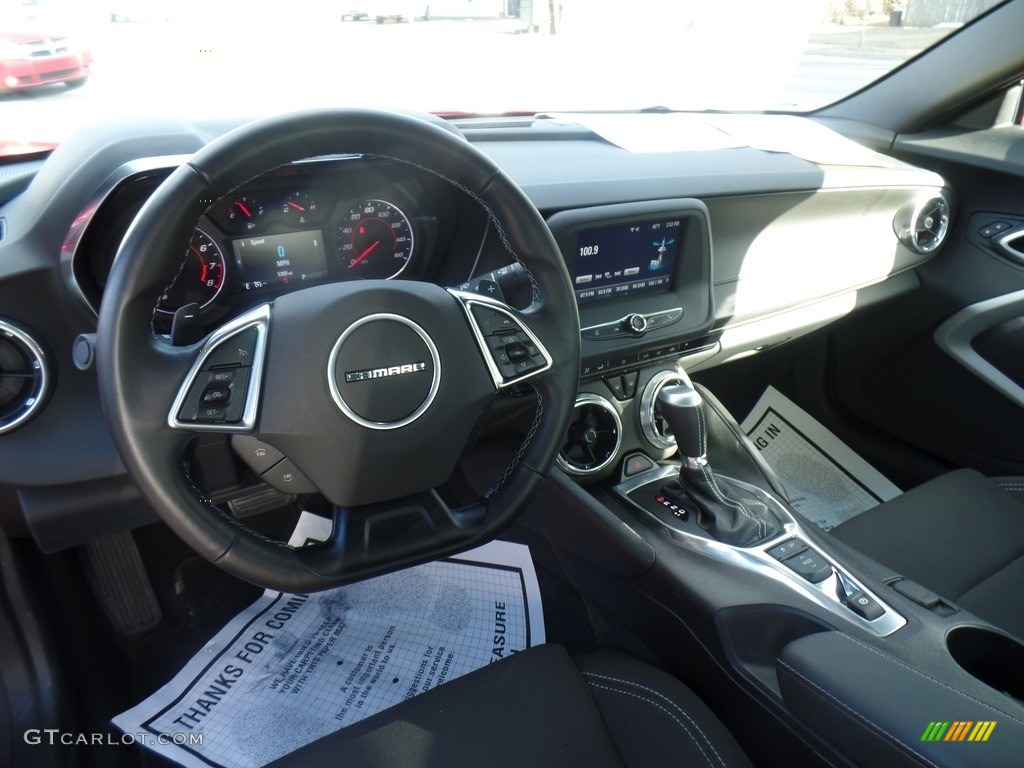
[232,230,328,290]
[572,218,684,304]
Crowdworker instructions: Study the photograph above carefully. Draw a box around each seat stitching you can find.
[777,659,940,768]
[835,634,1024,726]
[583,672,727,768]
[585,681,717,768]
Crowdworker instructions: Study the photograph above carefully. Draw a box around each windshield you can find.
[0,0,1006,147]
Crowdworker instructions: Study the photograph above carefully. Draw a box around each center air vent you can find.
[896,194,950,254]
[556,394,622,476]
[640,369,686,450]
[0,319,51,435]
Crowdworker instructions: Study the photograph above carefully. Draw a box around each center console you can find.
[546,199,718,478]
[532,199,1024,768]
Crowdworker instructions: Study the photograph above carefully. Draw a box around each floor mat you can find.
[113,515,544,768]
[740,386,901,530]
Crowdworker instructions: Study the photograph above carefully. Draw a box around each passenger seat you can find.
[830,468,1024,640]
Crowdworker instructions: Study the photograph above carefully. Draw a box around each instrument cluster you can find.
[75,157,459,334]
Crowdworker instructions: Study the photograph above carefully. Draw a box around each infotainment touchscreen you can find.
[232,231,328,290]
[572,217,685,305]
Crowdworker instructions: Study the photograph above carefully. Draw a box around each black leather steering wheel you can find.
[97,109,579,592]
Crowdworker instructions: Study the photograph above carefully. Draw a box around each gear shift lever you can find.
[657,377,779,546]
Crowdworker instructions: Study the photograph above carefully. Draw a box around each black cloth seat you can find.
[832,468,1024,640]
[266,643,752,768]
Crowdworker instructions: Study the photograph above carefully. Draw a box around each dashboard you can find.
[0,111,950,549]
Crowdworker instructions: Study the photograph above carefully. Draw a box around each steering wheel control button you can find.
[197,405,227,421]
[169,305,269,432]
[461,298,551,388]
[473,305,520,336]
[781,548,832,583]
[204,327,258,369]
[767,538,808,561]
[846,590,885,621]
[231,435,285,475]
[201,385,231,404]
[328,314,440,430]
[261,458,317,494]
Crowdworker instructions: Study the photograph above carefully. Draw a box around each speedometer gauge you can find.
[156,230,226,314]
[336,199,414,279]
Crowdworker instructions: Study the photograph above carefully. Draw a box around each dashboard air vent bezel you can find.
[896,193,950,255]
[556,393,622,476]
[0,319,51,435]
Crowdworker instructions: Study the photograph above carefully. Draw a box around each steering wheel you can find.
[97,109,580,592]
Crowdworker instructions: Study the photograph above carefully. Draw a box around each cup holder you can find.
[947,626,1024,702]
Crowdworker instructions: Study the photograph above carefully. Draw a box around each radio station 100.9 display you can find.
[572,218,685,305]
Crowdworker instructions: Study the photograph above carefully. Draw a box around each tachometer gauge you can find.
[227,196,264,231]
[337,199,414,279]
[156,229,226,314]
[282,192,317,224]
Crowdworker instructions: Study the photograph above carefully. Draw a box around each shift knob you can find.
[656,384,705,464]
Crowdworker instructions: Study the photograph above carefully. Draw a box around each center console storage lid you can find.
[777,631,1024,768]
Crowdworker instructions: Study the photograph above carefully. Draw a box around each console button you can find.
[782,548,832,583]
[622,370,639,398]
[612,354,632,369]
[662,308,683,324]
[623,453,655,477]
[891,578,941,609]
[767,538,807,561]
[605,376,627,401]
[627,313,648,334]
[846,590,885,621]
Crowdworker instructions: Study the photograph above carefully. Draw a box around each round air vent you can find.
[896,194,950,254]
[556,393,622,476]
[0,319,51,435]
[640,369,686,450]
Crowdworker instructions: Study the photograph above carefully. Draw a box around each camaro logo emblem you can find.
[344,361,427,383]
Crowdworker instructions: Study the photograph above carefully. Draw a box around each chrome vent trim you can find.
[896,193,950,254]
[556,393,622,476]
[0,319,51,435]
[640,369,685,450]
